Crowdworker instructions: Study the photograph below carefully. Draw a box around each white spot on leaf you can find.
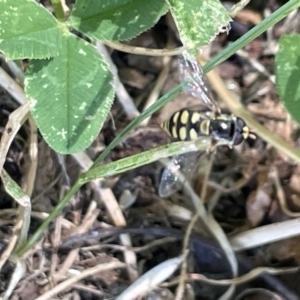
[57,128,67,140]
[79,49,86,56]
[85,115,94,121]
[79,102,87,110]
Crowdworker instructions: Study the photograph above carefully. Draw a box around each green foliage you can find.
[0,0,64,59]
[81,139,210,184]
[70,0,169,41]
[0,0,117,153]
[0,0,170,154]
[25,34,114,154]
[275,34,300,127]
[167,0,231,56]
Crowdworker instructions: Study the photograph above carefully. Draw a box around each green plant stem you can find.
[50,0,65,22]
[82,139,210,184]
[203,0,300,73]
[16,181,81,256]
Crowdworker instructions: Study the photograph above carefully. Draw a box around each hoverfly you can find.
[159,54,251,198]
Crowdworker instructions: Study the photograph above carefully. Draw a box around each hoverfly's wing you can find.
[179,55,220,113]
[159,151,203,198]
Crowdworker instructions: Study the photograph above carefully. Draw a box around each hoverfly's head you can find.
[232,117,255,145]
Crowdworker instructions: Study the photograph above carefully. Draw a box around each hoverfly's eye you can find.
[233,132,244,145]
[233,117,248,145]
[236,117,246,131]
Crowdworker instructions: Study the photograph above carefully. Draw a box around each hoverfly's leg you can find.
[207,139,218,153]
[214,109,222,118]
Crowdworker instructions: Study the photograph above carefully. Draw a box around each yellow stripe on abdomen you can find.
[171,125,178,138]
[179,126,187,140]
[180,110,189,125]
[189,128,198,140]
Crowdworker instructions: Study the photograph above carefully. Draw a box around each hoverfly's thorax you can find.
[208,115,251,145]
[209,119,234,141]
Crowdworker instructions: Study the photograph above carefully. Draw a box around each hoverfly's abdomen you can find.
[161,110,211,141]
